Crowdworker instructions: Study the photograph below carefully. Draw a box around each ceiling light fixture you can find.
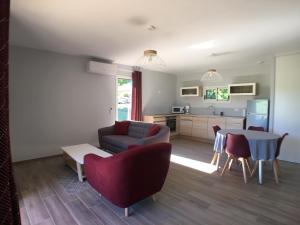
[201,53,223,82]
[137,49,166,68]
[201,69,222,82]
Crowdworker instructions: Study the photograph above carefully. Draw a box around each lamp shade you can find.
[137,50,166,69]
[201,69,222,82]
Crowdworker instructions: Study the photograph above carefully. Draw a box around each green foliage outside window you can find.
[117,78,131,86]
[217,88,230,101]
[205,89,217,99]
[204,86,230,102]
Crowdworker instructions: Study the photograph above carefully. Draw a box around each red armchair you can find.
[83,143,172,216]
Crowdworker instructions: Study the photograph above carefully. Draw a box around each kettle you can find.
[184,105,190,114]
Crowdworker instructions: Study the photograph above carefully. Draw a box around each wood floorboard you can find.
[21,188,51,225]
[14,138,300,225]
[66,199,105,225]
[43,195,78,225]
[20,207,31,225]
[91,201,128,225]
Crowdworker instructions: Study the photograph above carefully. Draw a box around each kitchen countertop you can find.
[146,114,245,119]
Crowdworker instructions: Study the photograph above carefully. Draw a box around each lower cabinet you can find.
[192,117,208,139]
[179,118,193,136]
[179,115,244,140]
[144,115,167,125]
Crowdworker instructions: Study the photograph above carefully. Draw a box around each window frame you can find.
[203,86,231,103]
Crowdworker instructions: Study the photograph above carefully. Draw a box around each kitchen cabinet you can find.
[179,116,193,136]
[180,86,202,97]
[192,117,208,139]
[143,115,166,125]
[179,115,244,141]
[229,83,256,95]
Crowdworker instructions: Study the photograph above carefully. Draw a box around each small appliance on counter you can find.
[171,106,185,114]
[184,105,191,114]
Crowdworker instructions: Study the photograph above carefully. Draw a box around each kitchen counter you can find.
[147,113,245,119]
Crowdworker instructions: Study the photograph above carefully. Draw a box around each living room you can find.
[1,1,300,225]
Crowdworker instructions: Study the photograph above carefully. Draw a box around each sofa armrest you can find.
[139,126,170,145]
[98,125,115,148]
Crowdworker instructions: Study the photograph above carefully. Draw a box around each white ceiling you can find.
[10,0,300,74]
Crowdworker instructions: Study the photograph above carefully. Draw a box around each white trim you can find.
[228,83,256,96]
[180,86,199,96]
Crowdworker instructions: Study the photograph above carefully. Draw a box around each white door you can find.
[274,54,300,163]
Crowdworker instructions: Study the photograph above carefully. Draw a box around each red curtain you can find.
[0,1,21,224]
[131,71,142,121]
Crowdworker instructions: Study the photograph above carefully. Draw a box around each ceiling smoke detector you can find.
[147,25,157,31]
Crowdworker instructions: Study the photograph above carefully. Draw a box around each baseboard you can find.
[13,153,63,165]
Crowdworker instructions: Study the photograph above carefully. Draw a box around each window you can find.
[203,86,230,103]
[116,76,132,121]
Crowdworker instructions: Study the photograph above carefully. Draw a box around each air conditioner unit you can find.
[87,61,117,76]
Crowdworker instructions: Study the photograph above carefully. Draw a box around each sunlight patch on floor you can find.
[170,154,217,174]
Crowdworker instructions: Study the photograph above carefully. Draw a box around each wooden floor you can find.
[14,138,300,225]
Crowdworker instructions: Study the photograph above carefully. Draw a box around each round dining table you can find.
[213,129,281,184]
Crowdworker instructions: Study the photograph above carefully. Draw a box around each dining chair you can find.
[248,126,265,131]
[210,125,221,166]
[251,133,288,184]
[213,125,221,136]
[221,133,252,183]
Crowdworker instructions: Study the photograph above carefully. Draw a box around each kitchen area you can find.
[144,82,270,142]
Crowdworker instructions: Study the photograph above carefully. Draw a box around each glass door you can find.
[116,76,132,121]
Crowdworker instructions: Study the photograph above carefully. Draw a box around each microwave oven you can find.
[172,106,185,114]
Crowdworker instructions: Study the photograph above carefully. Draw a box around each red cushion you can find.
[114,121,130,135]
[147,124,161,137]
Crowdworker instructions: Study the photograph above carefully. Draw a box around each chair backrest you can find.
[128,121,152,138]
[248,126,265,131]
[212,125,221,137]
[275,133,288,158]
[102,142,172,206]
[225,133,251,158]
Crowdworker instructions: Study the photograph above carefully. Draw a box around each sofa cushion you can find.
[128,121,152,138]
[114,121,130,135]
[147,124,161,137]
[103,135,141,149]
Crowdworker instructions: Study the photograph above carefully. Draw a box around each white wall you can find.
[9,46,177,162]
[142,69,177,115]
[9,46,116,162]
[274,53,300,163]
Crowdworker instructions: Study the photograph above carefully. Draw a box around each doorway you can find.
[116,76,132,121]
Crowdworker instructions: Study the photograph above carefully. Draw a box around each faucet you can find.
[208,105,216,115]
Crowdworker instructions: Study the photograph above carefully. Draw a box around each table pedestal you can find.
[258,160,263,184]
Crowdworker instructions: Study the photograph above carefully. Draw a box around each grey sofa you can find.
[98,121,170,153]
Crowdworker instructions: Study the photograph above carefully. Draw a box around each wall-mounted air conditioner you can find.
[87,61,117,76]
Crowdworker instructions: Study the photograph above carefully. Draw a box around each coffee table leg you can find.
[76,162,83,182]
[258,160,263,184]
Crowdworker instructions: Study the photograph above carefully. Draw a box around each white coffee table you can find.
[61,143,112,182]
